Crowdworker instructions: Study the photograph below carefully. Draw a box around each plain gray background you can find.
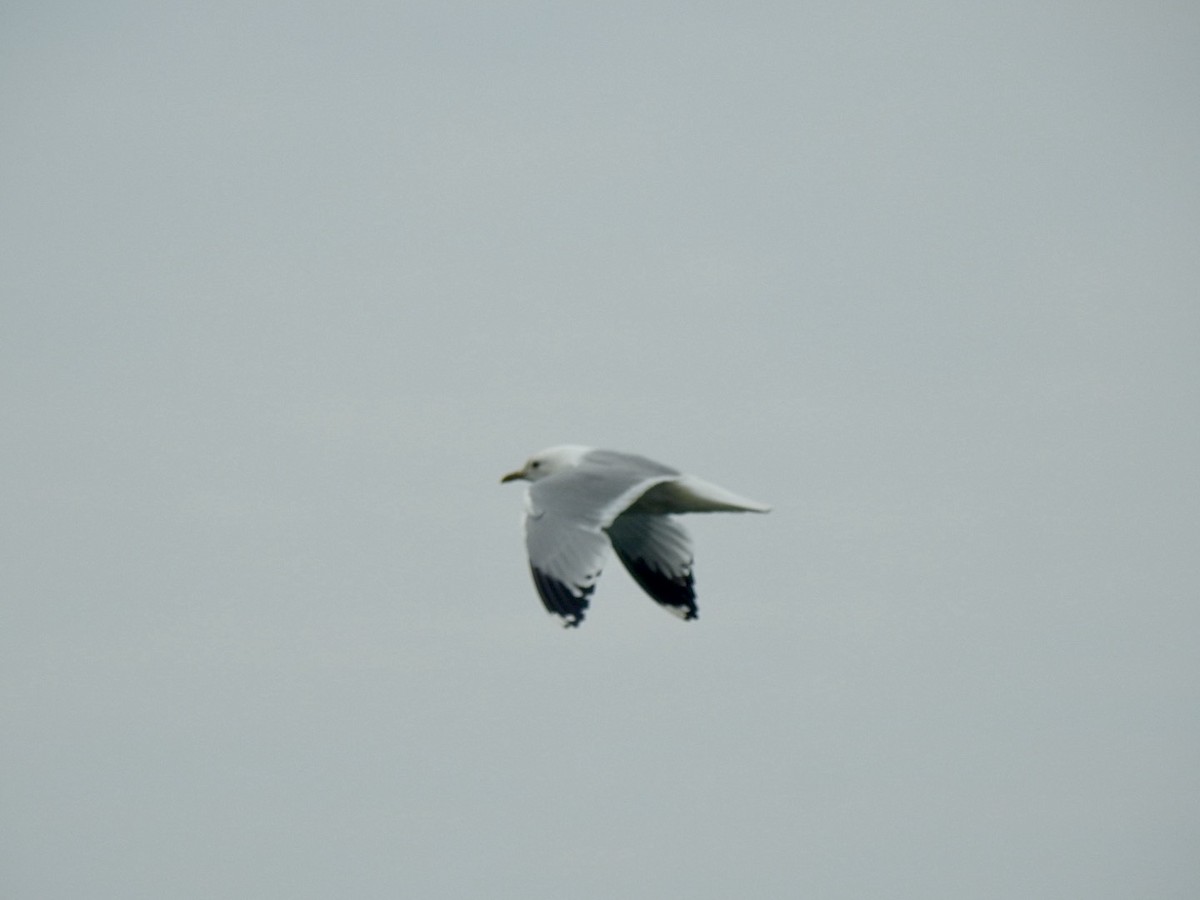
[3,2,1198,897]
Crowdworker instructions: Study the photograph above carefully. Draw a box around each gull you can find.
[501,445,769,627]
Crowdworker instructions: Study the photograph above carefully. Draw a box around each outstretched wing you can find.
[606,512,697,620]
[524,506,610,628]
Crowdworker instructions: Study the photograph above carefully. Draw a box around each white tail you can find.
[630,475,771,514]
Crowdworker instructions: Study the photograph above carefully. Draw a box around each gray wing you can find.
[524,507,610,627]
[524,450,678,627]
[605,512,697,620]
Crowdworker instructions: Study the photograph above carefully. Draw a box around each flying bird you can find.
[501,445,769,627]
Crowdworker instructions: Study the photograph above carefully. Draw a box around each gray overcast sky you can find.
[3,2,1198,898]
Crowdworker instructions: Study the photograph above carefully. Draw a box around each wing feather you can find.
[606,513,697,620]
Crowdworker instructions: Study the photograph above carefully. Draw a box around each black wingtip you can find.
[612,549,698,621]
[531,567,593,628]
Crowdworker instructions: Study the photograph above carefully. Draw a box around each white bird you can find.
[501,445,769,627]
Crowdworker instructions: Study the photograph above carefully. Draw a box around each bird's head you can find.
[500,445,591,484]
